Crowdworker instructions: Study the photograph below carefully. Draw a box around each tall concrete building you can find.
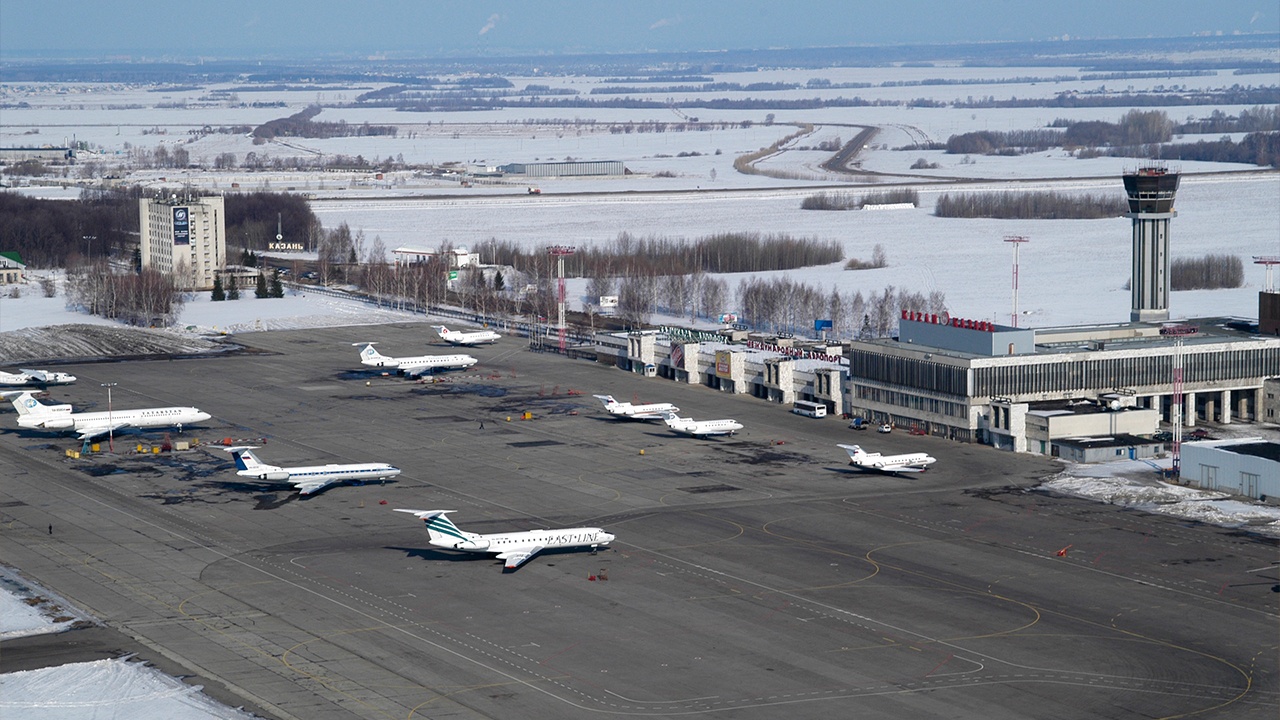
[139,194,225,291]
[1123,165,1180,322]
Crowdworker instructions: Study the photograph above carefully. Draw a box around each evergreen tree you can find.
[493,271,505,291]
[227,273,240,300]
[211,275,226,301]
[255,271,269,298]
[269,268,284,298]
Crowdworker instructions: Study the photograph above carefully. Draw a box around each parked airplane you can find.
[594,394,680,420]
[660,411,743,437]
[434,325,501,346]
[4,390,210,440]
[0,368,77,386]
[837,444,937,474]
[395,509,615,571]
[226,446,401,496]
[353,342,477,375]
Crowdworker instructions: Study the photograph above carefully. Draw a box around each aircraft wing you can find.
[292,477,340,495]
[76,421,132,441]
[497,544,545,569]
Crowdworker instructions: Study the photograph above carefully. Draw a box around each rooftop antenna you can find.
[1254,256,1280,293]
[1003,235,1029,328]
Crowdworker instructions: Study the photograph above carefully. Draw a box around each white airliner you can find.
[434,325,501,346]
[353,342,477,376]
[0,369,77,387]
[226,446,401,496]
[661,411,743,437]
[594,394,680,420]
[396,509,615,571]
[5,390,210,440]
[838,444,937,474]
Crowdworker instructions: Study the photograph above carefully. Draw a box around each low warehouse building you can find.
[1182,438,1280,501]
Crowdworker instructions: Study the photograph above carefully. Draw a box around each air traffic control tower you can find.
[1123,165,1180,322]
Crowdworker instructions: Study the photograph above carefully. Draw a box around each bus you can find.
[792,400,827,418]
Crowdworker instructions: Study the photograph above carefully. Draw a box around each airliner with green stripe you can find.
[396,509,615,571]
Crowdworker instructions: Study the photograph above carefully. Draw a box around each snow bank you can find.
[1040,462,1280,538]
[0,566,91,639]
[0,658,259,720]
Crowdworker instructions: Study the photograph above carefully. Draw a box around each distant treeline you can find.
[475,231,842,278]
[944,109,1280,167]
[252,105,397,141]
[0,189,321,267]
[1171,254,1244,290]
[934,191,1127,219]
[951,85,1278,109]
[801,189,919,211]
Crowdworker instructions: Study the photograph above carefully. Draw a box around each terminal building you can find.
[138,195,226,291]
[587,166,1280,457]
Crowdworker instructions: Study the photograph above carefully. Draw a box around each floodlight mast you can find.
[547,245,576,351]
[1004,235,1029,328]
[1159,324,1197,477]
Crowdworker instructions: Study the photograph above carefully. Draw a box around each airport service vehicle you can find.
[878,424,893,433]
[594,394,680,420]
[792,400,827,418]
[353,342,477,376]
[837,444,937,474]
[434,325,501,346]
[226,446,400,496]
[661,412,743,437]
[395,509,614,571]
[0,368,77,387]
[5,391,209,440]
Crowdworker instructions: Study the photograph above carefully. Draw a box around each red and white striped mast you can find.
[1159,324,1197,477]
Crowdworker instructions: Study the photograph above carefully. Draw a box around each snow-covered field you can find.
[0,566,91,640]
[1041,458,1280,538]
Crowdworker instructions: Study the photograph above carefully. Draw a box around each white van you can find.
[792,400,827,418]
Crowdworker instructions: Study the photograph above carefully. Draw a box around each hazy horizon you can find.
[2,0,1276,61]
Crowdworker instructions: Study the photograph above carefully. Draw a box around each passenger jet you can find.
[661,411,743,437]
[5,390,210,440]
[594,394,680,420]
[353,342,477,375]
[434,325,501,346]
[396,509,614,571]
[838,444,937,474]
[226,446,401,495]
[0,368,77,387]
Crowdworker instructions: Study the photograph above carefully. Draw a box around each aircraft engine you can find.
[37,418,76,429]
[460,538,490,551]
[259,471,292,481]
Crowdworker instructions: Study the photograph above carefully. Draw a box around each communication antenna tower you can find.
[547,245,576,351]
[1159,324,1197,477]
[1003,235,1029,327]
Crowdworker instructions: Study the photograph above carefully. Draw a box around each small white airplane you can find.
[395,509,615,571]
[353,342,477,376]
[0,368,77,387]
[838,444,937,474]
[226,446,401,496]
[660,411,743,437]
[4,390,210,440]
[434,325,501,346]
[594,394,680,420]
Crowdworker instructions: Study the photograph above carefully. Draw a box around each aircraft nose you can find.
[195,411,211,422]
[601,532,616,544]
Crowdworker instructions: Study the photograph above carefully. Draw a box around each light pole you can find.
[101,382,117,452]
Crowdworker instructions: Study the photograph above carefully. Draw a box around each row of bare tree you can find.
[65,261,184,326]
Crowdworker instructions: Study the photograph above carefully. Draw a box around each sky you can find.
[1,1,1276,60]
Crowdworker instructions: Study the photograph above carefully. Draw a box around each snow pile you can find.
[0,567,91,639]
[0,324,228,364]
[1041,463,1280,538]
[0,658,259,720]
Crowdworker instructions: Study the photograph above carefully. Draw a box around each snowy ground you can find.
[0,659,259,720]
[1040,458,1280,538]
[0,566,92,640]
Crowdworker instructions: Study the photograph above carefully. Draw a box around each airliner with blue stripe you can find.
[226,446,400,495]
